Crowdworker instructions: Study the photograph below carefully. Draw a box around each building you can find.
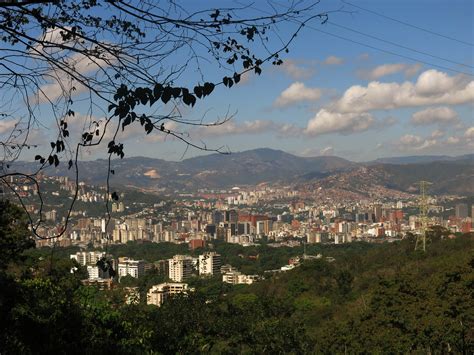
[222,270,260,285]
[189,239,205,250]
[147,283,189,307]
[86,265,110,280]
[118,257,146,278]
[70,251,106,266]
[455,203,468,219]
[168,255,193,282]
[198,252,221,276]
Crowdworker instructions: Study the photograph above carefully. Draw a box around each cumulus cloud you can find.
[395,131,474,153]
[277,123,303,137]
[398,134,438,151]
[333,69,474,113]
[465,126,474,138]
[274,82,321,107]
[446,136,461,144]
[411,106,459,126]
[322,56,344,65]
[358,63,422,80]
[279,59,316,80]
[304,109,375,136]
[399,134,423,145]
[37,51,113,103]
[195,120,275,137]
[431,129,445,138]
[0,120,17,134]
[193,119,304,138]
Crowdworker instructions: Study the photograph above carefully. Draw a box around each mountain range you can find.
[12,148,474,195]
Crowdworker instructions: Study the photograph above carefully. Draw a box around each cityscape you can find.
[2,165,473,309]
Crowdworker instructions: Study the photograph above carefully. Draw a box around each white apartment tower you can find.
[118,258,146,278]
[168,255,193,282]
[198,252,222,276]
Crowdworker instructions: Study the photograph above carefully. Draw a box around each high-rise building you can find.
[224,209,238,223]
[455,203,468,219]
[373,204,382,221]
[198,252,221,276]
[168,255,193,282]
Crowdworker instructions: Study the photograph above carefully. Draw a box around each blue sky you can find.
[179,0,473,161]
[2,0,473,162]
[138,0,473,161]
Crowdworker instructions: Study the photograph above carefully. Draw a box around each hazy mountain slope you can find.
[307,162,474,195]
[8,149,474,194]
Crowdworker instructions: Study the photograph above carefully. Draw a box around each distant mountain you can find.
[177,148,354,187]
[11,148,352,190]
[370,154,474,165]
[305,161,474,196]
[8,149,474,194]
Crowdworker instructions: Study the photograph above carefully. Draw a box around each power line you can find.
[247,4,474,77]
[306,25,474,77]
[328,21,474,69]
[342,0,474,47]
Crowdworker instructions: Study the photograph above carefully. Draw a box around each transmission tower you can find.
[415,181,431,252]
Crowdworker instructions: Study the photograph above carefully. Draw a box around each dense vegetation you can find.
[1,201,473,353]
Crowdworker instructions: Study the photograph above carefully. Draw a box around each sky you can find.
[183,0,474,162]
[2,0,473,162]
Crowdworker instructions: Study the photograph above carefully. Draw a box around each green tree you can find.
[0,200,34,270]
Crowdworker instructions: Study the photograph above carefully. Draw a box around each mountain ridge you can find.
[7,149,474,194]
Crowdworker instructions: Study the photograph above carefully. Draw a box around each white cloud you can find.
[333,70,474,113]
[404,63,423,77]
[399,134,423,145]
[277,123,303,137]
[322,56,344,65]
[395,131,474,153]
[37,51,113,103]
[411,106,459,126]
[195,120,274,137]
[304,109,375,136]
[431,129,445,138]
[465,126,474,138]
[398,134,438,151]
[446,136,461,144]
[274,82,321,107]
[279,59,315,80]
[358,63,422,80]
[414,69,458,96]
[0,120,17,134]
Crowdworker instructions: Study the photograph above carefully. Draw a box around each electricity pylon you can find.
[415,181,431,252]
